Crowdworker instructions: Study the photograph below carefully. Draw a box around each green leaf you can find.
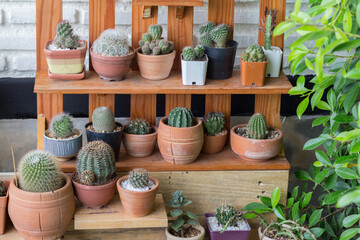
[295,170,313,181]
[324,220,336,237]
[171,218,185,232]
[334,156,357,164]
[315,150,332,166]
[187,220,199,226]
[271,187,281,208]
[242,202,271,212]
[292,201,300,221]
[357,3,360,26]
[343,9,352,33]
[340,228,360,240]
[297,97,309,119]
[274,205,285,220]
[259,196,272,207]
[291,186,299,199]
[333,40,360,52]
[311,89,324,110]
[346,69,360,79]
[273,22,297,36]
[181,199,192,206]
[351,142,360,153]
[338,129,360,142]
[323,191,343,205]
[344,84,359,113]
[334,115,353,123]
[337,190,360,207]
[309,227,325,238]
[316,100,331,111]
[184,211,198,220]
[335,167,359,180]
[294,0,301,14]
[343,214,360,228]
[325,173,337,190]
[287,197,294,208]
[312,116,330,127]
[314,168,329,184]
[301,192,313,209]
[309,209,323,227]
[305,57,314,71]
[170,209,183,218]
[303,137,328,150]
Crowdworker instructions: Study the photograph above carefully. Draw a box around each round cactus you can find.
[142,33,152,43]
[18,150,64,192]
[92,29,130,57]
[168,107,194,128]
[142,45,151,55]
[182,46,196,61]
[125,119,151,135]
[216,205,237,226]
[148,24,163,40]
[53,20,79,49]
[199,32,214,47]
[129,168,149,189]
[50,113,74,139]
[92,106,116,133]
[210,24,231,48]
[203,112,225,136]
[153,46,161,55]
[248,113,267,139]
[76,141,116,186]
[194,45,205,59]
[241,44,266,62]
[199,21,216,34]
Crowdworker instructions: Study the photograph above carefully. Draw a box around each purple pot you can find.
[205,213,251,240]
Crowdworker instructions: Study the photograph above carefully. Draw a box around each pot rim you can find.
[123,125,158,136]
[85,122,124,133]
[165,224,205,239]
[204,213,251,233]
[136,47,176,58]
[203,39,239,50]
[180,54,208,63]
[160,117,202,130]
[90,47,136,60]
[231,124,283,143]
[44,128,82,141]
[261,46,283,53]
[117,175,159,194]
[204,128,228,137]
[71,172,118,190]
[44,40,88,53]
[0,179,10,199]
[240,59,268,64]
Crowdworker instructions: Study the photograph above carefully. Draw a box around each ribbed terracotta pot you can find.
[72,172,117,209]
[230,124,283,161]
[136,48,176,80]
[0,180,9,235]
[241,60,267,86]
[117,175,159,217]
[158,117,204,165]
[90,47,135,81]
[258,227,273,240]
[202,129,228,154]
[165,225,205,240]
[8,173,75,240]
[123,127,157,157]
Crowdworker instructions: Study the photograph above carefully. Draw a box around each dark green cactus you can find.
[129,168,149,188]
[199,32,214,47]
[194,45,205,59]
[248,113,267,139]
[92,106,116,133]
[148,24,163,40]
[210,24,231,48]
[259,7,278,50]
[0,181,6,197]
[241,44,266,62]
[168,107,194,128]
[125,119,151,135]
[203,112,225,136]
[182,46,196,61]
[53,21,79,49]
[199,21,216,34]
[50,113,74,139]
[216,205,237,226]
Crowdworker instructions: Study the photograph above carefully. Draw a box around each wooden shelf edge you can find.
[133,0,204,7]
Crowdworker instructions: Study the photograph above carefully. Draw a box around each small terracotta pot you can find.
[136,48,176,80]
[230,124,283,161]
[8,173,75,240]
[241,59,267,86]
[202,129,228,154]
[123,127,157,157]
[90,47,135,81]
[117,175,159,217]
[158,117,204,165]
[0,180,9,235]
[72,172,118,209]
[258,227,273,240]
[165,225,205,240]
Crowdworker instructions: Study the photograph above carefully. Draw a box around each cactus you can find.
[199,21,216,34]
[140,26,173,55]
[92,106,116,133]
[92,29,130,57]
[168,107,194,128]
[210,24,231,48]
[53,21,79,49]
[125,119,151,135]
[142,33,152,43]
[248,113,267,139]
[76,141,116,186]
[241,44,266,62]
[142,45,151,55]
[216,205,237,227]
[0,181,7,197]
[50,113,74,139]
[259,7,278,50]
[199,32,214,47]
[18,150,64,192]
[203,112,225,136]
[194,45,205,59]
[148,24,163,40]
[129,168,149,188]
[182,46,196,61]
[153,46,161,55]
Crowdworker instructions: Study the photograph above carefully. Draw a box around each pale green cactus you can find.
[199,32,214,47]
[182,46,196,61]
[92,106,116,133]
[241,44,266,62]
[148,24,163,40]
[92,29,130,57]
[210,24,231,48]
[53,21,80,49]
[199,21,216,34]
[194,45,205,59]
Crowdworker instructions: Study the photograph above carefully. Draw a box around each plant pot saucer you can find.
[48,69,86,80]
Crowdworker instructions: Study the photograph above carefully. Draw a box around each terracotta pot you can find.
[258,227,273,240]
[165,225,205,240]
[158,117,204,165]
[90,47,135,81]
[117,175,159,217]
[72,172,118,209]
[136,48,176,80]
[202,129,228,154]
[230,124,283,161]
[241,59,267,86]
[8,173,75,240]
[123,127,157,157]
[0,180,9,235]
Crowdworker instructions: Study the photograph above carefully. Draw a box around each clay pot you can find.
[241,60,268,86]
[136,48,176,80]
[123,127,157,157]
[117,175,159,217]
[8,173,75,240]
[258,227,273,240]
[90,47,135,81]
[0,180,9,235]
[230,124,283,161]
[165,225,205,240]
[72,172,118,209]
[158,117,204,165]
[202,129,228,154]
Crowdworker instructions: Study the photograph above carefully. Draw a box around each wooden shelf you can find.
[133,0,204,6]
[34,70,292,95]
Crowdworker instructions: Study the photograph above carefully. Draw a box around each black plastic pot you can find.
[85,122,123,160]
[204,40,238,80]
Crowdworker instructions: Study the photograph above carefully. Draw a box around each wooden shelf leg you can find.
[165,94,191,116]
[130,94,157,126]
[254,94,281,130]
[89,94,115,121]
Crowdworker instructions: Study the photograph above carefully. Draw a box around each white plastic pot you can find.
[262,46,283,78]
[181,54,208,86]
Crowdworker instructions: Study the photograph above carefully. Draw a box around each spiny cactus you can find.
[194,45,205,59]
[53,21,79,49]
[148,24,163,40]
[216,205,237,227]
[139,26,174,55]
[18,150,64,192]
[182,46,196,61]
[259,7,278,50]
[142,33,152,43]
[241,44,266,62]
[248,113,267,139]
[129,168,149,188]
[199,32,214,47]
[203,112,225,136]
[92,106,116,133]
[0,181,7,197]
[92,29,130,57]
[125,119,151,135]
[210,24,231,48]
[50,113,74,139]
[76,141,116,186]
[199,21,216,35]
[168,107,194,128]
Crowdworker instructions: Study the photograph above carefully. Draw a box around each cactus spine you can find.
[92,107,116,133]
[199,22,231,48]
[168,107,194,128]
[240,44,266,62]
[199,22,216,35]
[182,45,205,61]
[50,113,74,139]
[194,45,205,59]
[92,29,130,57]
[259,7,278,50]
[139,26,174,55]
[248,113,267,139]
[125,119,151,135]
[216,205,237,226]
[264,14,272,50]
[129,168,149,188]
[53,21,79,49]
[203,112,225,136]
[148,25,163,40]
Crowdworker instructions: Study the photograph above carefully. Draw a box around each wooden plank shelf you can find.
[133,0,204,6]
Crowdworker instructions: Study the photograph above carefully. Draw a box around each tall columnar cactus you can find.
[53,21,80,49]
[76,141,116,186]
[92,29,130,57]
[240,44,266,62]
[216,205,237,226]
[203,112,225,136]
[18,150,64,192]
[199,21,216,35]
[248,113,267,139]
[125,119,151,135]
[129,168,149,188]
[259,7,278,50]
[148,24,163,40]
[210,24,231,48]
[194,45,205,59]
[92,106,116,133]
[168,107,194,128]
[50,113,74,138]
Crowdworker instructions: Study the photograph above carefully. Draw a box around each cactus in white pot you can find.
[181,45,208,86]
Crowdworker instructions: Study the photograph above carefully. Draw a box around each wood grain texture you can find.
[37,93,63,123]
[165,94,191,116]
[134,0,203,6]
[37,114,46,150]
[88,94,115,121]
[254,94,282,129]
[208,0,234,39]
[130,94,157,125]
[205,94,231,131]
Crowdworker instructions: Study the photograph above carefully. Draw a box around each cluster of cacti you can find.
[241,44,267,62]
[92,106,116,133]
[0,181,7,197]
[53,21,80,49]
[199,22,231,48]
[168,107,194,128]
[50,113,74,138]
[76,141,116,186]
[125,119,151,135]
[216,205,237,227]
[139,25,174,55]
[92,29,130,57]
[248,113,267,139]
[203,112,225,136]
[259,7,278,50]
[182,45,205,61]
[129,168,149,188]
[18,150,64,192]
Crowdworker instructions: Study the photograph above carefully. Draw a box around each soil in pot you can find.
[165,225,205,240]
[202,129,228,154]
[122,127,157,157]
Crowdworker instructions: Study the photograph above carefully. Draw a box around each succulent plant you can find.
[92,29,130,57]
[203,112,225,136]
[18,150,64,192]
[142,45,151,55]
[125,119,151,135]
[199,32,214,47]
[260,7,278,50]
[210,24,231,48]
[53,20,80,49]
[92,106,116,133]
[148,24,163,40]
[199,21,216,35]
[50,113,74,139]
[142,33,152,43]
[139,26,174,55]
[182,46,196,61]
[241,44,267,62]
[216,205,237,227]
[248,113,267,139]
[76,141,116,186]
[194,45,205,59]
[129,168,149,188]
[168,107,194,128]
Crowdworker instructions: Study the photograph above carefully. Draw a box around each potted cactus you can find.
[44,113,82,160]
[72,141,117,209]
[85,106,123,159]
[230,113,283,161]
[158,107,204,165]
[199,22,238,80]
[44,20,87,80]
[260,7,282,78]
[137,24,176,80]
[8,150,75,239]
[0,180,9,235]
[181,45,208,85]
[90,29,135,81]
[123,119,157,157]
[240,44,268,86]
[117,168,159,217]
[202,112,227,154]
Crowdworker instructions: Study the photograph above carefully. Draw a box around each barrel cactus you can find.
[76,141,116,186]
[168,107,194,128]
[241,44,266,62]
[53,20,79,49]
[139,26,174,55]
[50,113,74,139]
[92,106,116,133]
[92,29,130,57]
[210,24,231,48]
[129,168,149,188]
[18,150,64,192]
[203,112,225,136]
[248,113,267,139]
[216,205,237,226]
[148,24,163,40]
[125,119,151,135]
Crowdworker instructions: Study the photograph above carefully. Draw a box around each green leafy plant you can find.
[199,22,231,48]
[125,119,151,135]
[53,20,79,49]
[92,29,130,57]
[203,112,225,136]
[50,113,74,138]
[259,7,278,50]
[168,107,194,128]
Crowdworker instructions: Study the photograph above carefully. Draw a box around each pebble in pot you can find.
[202,112,228,154]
